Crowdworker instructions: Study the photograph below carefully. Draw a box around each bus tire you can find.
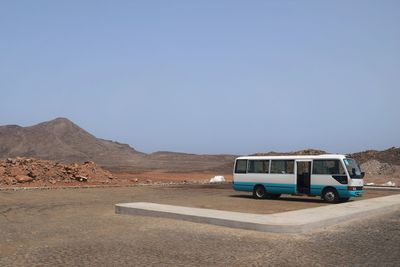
[253,185,267,199]
[322,188,339,203]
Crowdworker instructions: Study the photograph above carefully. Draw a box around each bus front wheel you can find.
[253,185,267,199]
[322,188,339,203]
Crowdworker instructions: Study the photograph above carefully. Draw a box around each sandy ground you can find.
[1,184,396,214]
[125,183,397,214]
[1,185,399,266]
[114,171,233,182]
[2,169,398,189]
[0,171,233,188]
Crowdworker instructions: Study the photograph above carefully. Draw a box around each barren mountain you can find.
[0,118,144,168]
[0,118,235,172]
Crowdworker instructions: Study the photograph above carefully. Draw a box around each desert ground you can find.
[1,184,399,266]
[2,155,399,189]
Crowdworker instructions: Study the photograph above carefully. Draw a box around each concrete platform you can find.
[115,194,400,233]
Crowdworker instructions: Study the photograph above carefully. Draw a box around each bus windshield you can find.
[343,158,363,179]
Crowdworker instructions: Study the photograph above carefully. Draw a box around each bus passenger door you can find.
[296,161,311,194]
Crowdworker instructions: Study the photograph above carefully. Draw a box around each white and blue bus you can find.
[232,154,364,203]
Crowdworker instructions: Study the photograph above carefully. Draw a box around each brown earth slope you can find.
[0,118,144,165]
[0,118,235,173]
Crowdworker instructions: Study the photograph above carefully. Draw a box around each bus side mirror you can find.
[361,172,365,178]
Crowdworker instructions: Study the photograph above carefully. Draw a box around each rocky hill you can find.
[0,118,235,173]
[0,118,144,167]
[350,147,400,166]
[253,149,327,156]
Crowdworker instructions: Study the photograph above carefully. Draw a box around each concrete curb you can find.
[115,194,400,233]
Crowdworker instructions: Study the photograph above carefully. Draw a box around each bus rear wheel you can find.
[253,185,267,199]
[322,188,339,203]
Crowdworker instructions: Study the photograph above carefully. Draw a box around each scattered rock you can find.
[75,175,88,182]
[383,181,396,187]
[0,157,114,185]
[210,176,225,183]
[15,175,34,183]
[6,158,16,164]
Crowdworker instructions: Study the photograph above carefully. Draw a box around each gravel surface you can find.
[1,185,399,266]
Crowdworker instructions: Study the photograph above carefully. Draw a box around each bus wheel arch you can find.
[253,184,267,199]
[321,187,339,203]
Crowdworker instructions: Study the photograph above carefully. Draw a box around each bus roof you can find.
[236,154,348,160]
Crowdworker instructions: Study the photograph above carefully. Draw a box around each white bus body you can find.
[232,154,364,203]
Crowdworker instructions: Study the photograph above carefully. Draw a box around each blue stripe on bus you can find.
[232,182,296,194]
[232,182,363,198]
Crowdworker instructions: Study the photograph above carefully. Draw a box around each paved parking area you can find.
[1,185,399,266]
[116,194,400,232]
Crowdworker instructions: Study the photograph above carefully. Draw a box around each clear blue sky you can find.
[1,1,399,155]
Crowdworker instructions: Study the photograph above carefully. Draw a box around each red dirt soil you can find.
[0,157,232,188]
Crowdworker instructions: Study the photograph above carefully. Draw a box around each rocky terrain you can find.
[351,147,400,166]
[253,149,327,156]
[359,159,400,186]
[0,118,399,187]
[348,147,400,186]
[0,157,116,187]
[0,157,228,188]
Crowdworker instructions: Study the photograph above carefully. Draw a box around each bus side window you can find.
[313,160,346,175]
[271,160,294,174]
[235,160,248,174]
[248,160,270,173]
[286,160,294,174]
